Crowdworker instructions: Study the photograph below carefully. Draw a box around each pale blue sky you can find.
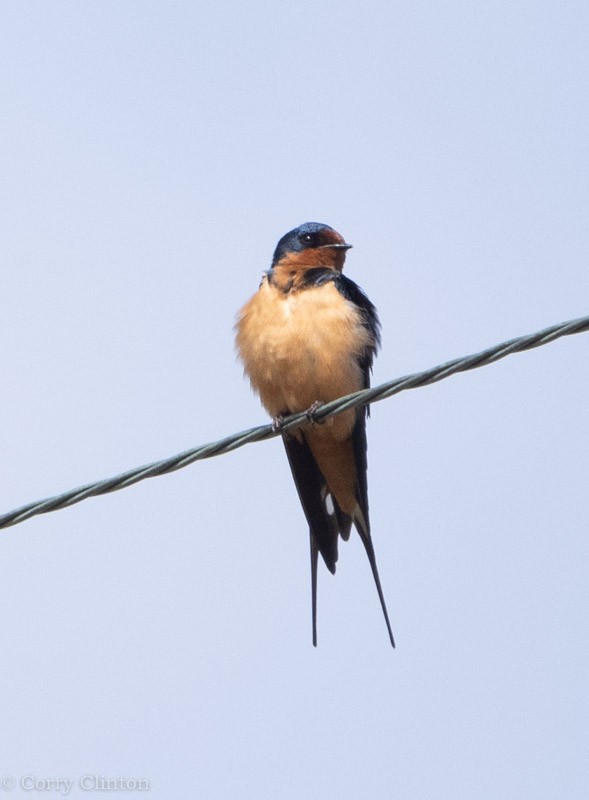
[1,2,588,798]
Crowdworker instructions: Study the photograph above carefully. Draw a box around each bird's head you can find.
[271,222,352,272]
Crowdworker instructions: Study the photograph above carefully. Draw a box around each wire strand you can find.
[1,313,587,531]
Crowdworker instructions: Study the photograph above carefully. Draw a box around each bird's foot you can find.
[305,400,326,425]
[272,414,286,432]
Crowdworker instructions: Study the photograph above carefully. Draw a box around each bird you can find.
[235,222,394,647]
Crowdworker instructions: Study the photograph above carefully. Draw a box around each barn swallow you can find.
[235,222,394,647]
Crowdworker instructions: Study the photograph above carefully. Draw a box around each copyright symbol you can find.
[0,776,14,790]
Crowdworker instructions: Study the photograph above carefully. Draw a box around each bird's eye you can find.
[301,233,315,245]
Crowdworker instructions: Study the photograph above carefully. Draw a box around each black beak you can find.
[319,243,353,251]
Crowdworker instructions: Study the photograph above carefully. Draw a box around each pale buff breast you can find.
[236,279,372,436]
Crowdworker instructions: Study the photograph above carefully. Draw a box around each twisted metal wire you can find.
[1,313,587,531]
